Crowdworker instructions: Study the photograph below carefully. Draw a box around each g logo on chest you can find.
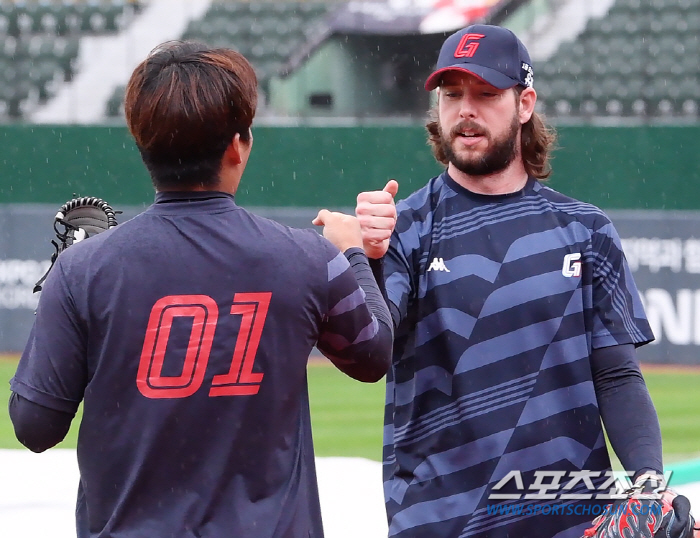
[562,253,582,277]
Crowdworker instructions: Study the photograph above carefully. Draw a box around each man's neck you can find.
[447,162,529,195]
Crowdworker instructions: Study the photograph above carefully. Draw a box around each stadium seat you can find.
[3,78,33,118]
[613,0,644,12]
[102,1,336,119]
[28,59,61,101]
[60,10,83,36]
[207,3,229,19]
[583,16,604,36]
[12,38,31,60]
[676,78,700,111]
[0,0,135,120]
[538,61,561,78]
[82,5,109,33]
[105,84,125,117]
[681,99,698,117]
[189,4,330,97]
[534,0,700,118]
[557,40,586,60]
[617,55,645,78]
[15,9,33,36]
[102,4,125,32]
[615,77,646,115]
[685,12,700,32]
[654,10,688,33]
[181,19,206,41]
[587,77,624,113]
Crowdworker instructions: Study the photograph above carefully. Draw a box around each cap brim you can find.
[425,65,519,91]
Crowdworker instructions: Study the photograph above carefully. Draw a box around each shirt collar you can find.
[147,191,238,215]
[154,191,235,204]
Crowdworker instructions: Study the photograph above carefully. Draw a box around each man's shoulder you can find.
[242,210,337,262]
[396,174,446,216]
[58,207,327,267]
[534,182,611,224]
[244,209,319,238]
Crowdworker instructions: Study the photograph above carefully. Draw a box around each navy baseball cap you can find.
[425,24,534,91]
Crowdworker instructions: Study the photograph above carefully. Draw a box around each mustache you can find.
[449,121,488,139]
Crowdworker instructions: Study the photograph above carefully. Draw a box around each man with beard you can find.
[353,24,694,538]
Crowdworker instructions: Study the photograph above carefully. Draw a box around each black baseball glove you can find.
[33,196,119,292]
[582,473,699,538]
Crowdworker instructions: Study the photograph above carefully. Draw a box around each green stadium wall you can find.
[3,124,700,357]
[1,124,699,210]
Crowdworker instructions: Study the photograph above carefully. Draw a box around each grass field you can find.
[1,356,699,464]
[0,356,386,459]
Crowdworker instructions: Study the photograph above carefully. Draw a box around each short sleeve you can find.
[10,259,87,414]
[589,218,654,349]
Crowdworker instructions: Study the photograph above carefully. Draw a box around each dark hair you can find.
[425,86,557,180]
[125,41,258,190]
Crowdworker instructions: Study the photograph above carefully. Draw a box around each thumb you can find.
[669,495,692,535]
[383,179,399,198]
[312,209,330,226]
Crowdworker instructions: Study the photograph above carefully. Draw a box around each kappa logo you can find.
[427,257,451,272]
[562,253,582,277]
[454,33,485,58]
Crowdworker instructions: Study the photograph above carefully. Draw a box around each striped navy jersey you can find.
[11,191,389,538]
[382,172,654,538]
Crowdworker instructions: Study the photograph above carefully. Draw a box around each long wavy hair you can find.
[426,87,557,180]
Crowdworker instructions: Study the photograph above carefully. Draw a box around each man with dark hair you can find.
[355,25,695,538]
[9,41,392,537]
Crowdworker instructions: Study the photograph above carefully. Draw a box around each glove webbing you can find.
[33,197,119,293]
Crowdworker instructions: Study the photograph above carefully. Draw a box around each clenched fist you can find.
[312,209,363,253]
[355,179,399,259]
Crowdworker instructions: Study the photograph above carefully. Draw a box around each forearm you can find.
[331,248,393,381]
[592,344,663,478]
[368,256,401,329]
[9,392,75,453]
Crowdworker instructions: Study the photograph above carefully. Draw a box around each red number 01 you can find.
[136,293,271,399]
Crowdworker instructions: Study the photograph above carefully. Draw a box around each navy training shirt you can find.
[11,191,390,538]
[381,173,654,538]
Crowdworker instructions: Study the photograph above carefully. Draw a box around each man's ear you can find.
[223,133,243,165]
[518,86,537,124]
